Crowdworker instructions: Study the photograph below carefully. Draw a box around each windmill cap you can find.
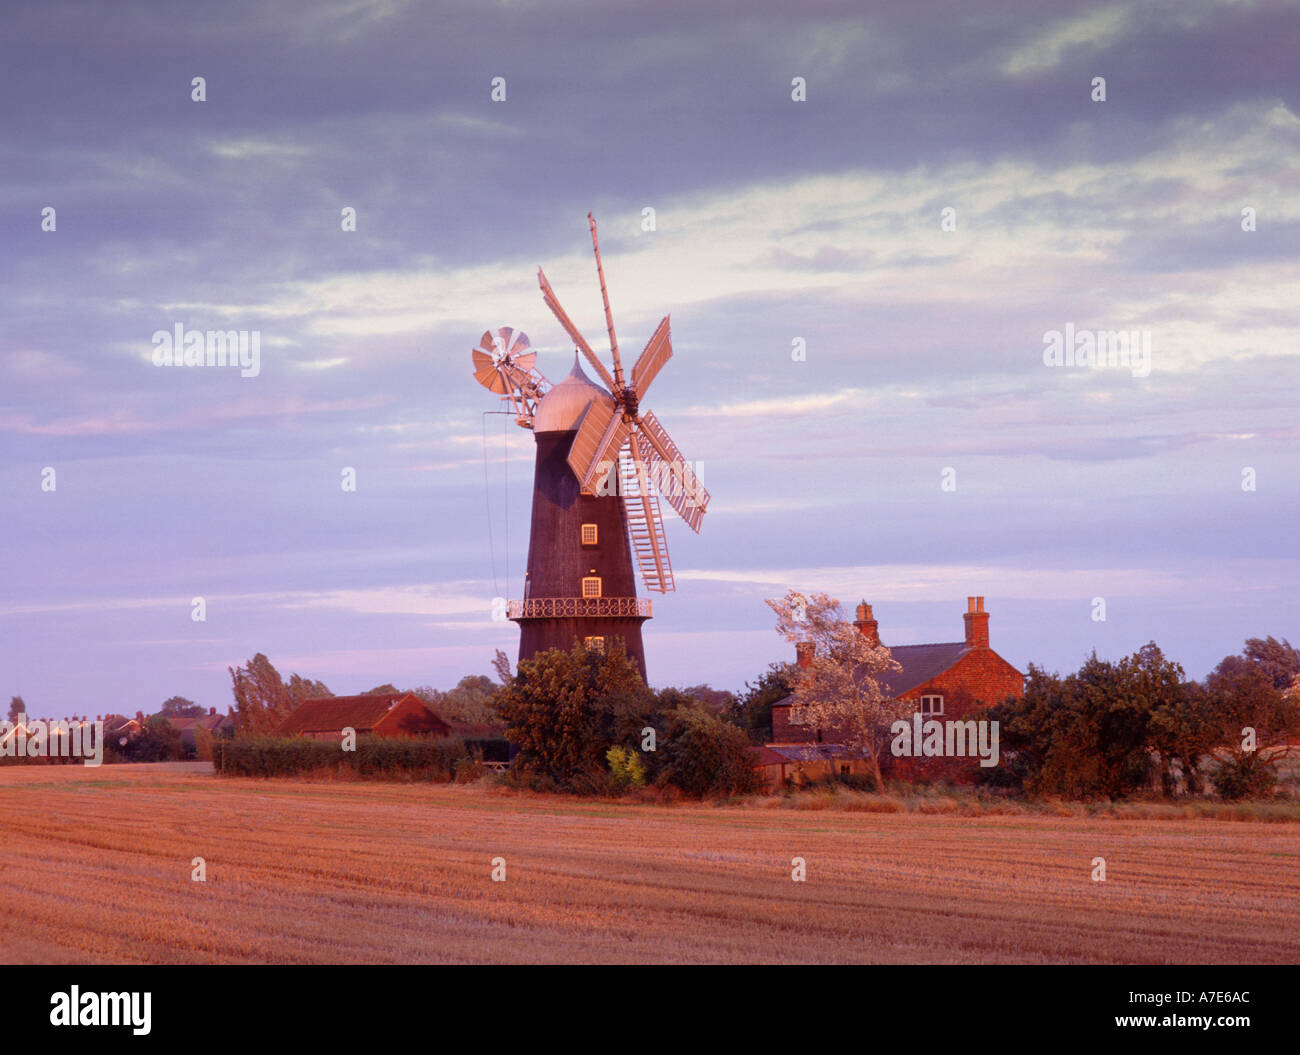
[534,352,614,433]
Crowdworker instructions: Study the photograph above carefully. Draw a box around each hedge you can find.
[212,734,474,780]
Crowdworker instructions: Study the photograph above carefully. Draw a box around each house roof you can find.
[764,744,866,763]
[747,745,790,766]
[164,714,228,732]
[772,641,971,710]
[879,641,970,696]
[276,693,428,736]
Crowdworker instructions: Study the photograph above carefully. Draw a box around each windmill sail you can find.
[621,436,674,593]
[537,268,617,393]
[635,410,709,532]
[631,316,672,399]
[568,397,629,494]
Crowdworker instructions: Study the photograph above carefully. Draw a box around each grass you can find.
[759,781,1300,822]
[1,763,1297,964]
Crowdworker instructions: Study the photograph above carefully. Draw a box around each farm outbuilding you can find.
[275,692,451,741]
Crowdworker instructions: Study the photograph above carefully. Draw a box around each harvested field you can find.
[1,764,1297,964]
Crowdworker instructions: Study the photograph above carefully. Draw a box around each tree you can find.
[228,654,296,736]
[289,675,332,707]
[411,674,504,726]
[733,663,796,743]
[113,715,183,763]
[362,683,399,696]
[1202,646,1300,799]
[766,590,906,792]
[495,641,654,791]
[438,675,501,725]
[491,649,513,686]
[677,684,735,715]
[159,696,203,718]
[1242,636,1300,691]
[990,644,1192,799]
[8,696,25,721]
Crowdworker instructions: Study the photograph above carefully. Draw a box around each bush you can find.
[659,705,762,798]
[212,734,473,780]
[605,745,647,790]
[1212,754,1278,801]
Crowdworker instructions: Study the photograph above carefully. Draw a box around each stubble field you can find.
[1,763,1297,964]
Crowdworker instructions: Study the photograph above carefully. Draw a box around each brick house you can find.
[768,596,1023,784]
[275,692,454,741]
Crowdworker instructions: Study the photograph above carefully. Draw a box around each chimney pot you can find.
[795,641,815,669]
[964,597,990,649]
[210,707,217,716]
[854,601,880,647]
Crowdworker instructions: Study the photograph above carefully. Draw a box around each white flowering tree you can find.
[766,590,909,793]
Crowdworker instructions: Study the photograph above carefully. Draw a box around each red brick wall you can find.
[883,649,1023,782]
[771,701,815,743]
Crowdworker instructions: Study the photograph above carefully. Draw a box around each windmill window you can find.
[920,695,944,716]
[581,523,598,546]
[584,636,606,654]
[582,576,603,598]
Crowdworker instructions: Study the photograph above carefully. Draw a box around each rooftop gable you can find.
[277,692,425,736]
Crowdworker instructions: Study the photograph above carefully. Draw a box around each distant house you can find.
[767,596,1024,785]
[161,708,235,752]
[276,692,463,742]
[103,713,145,744]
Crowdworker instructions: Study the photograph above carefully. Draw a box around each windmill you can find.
[471,213,710,680]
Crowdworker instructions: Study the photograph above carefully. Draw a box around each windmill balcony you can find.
[508,597,653,619]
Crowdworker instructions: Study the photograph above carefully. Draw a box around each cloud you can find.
[1000,4,1132,76]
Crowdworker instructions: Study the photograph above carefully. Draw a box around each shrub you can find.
[1212,754,1277,801]
[659,705,762,798]
[605,745,647,790]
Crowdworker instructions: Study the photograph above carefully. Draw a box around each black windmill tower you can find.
[471,214,710,681]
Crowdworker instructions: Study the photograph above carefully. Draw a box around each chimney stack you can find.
[795,641,815,670]
[136,710,144,722]
[854,601,879,646]
[964,596,989,649]
[210,707,217,716]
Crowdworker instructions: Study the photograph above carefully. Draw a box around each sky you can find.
[2,0,1298,719]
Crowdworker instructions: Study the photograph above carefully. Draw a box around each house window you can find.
[920,694,944,716]
[840,764,850,777]
[581,523,598,545]
[582,576,602,598]
[584,636,605,654]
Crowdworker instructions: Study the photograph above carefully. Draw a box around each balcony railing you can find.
[508,597,653,619]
